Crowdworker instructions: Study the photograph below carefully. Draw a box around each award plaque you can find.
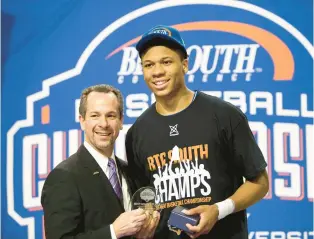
[131,186,158,212]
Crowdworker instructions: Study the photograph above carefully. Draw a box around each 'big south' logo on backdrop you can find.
[7,1,313,239]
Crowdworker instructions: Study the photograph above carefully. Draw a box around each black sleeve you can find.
[41,168,111,239]
[231,116,267,180]
[125,125,150,193]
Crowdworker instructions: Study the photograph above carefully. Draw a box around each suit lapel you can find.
[77,145,124,212]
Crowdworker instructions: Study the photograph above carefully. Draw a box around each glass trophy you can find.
[131,186,158,212]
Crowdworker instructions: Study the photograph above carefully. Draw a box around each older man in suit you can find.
[41,84,159,239]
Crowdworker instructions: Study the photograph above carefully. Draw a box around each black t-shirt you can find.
[126,91,267,239]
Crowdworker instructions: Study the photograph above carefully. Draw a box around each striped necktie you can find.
[108,158,123,200]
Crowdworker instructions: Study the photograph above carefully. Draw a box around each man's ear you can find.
[183,59,188,73]
[79,115,85,131]
[120,115,124,130]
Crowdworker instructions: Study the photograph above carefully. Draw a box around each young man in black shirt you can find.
[126,25,269,239]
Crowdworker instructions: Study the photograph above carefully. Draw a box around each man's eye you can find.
[108,115,117,119]
[163,60,172,65]
[144,63,153,68]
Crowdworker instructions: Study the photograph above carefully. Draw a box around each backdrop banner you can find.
[2,1,313,238]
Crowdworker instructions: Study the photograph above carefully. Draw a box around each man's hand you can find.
[184,205,218,238]
[113,208,147,238]
[135,210,160,239]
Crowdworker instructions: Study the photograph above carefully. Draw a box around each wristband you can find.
[215,199,235,220]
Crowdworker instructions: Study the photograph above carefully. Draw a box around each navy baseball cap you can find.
[136,25,188,58]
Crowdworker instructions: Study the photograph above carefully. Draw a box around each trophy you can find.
[130,186,158,212]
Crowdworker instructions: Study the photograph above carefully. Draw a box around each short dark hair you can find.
[139,37,188,60]
[79,84,123,119]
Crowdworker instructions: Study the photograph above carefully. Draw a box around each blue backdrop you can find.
[2,1,313,238]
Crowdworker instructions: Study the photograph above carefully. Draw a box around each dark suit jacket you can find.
[41,145,136,239]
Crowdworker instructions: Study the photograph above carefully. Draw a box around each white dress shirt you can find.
[84,141,131,239]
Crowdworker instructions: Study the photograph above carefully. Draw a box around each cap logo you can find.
[150,27,172,36]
